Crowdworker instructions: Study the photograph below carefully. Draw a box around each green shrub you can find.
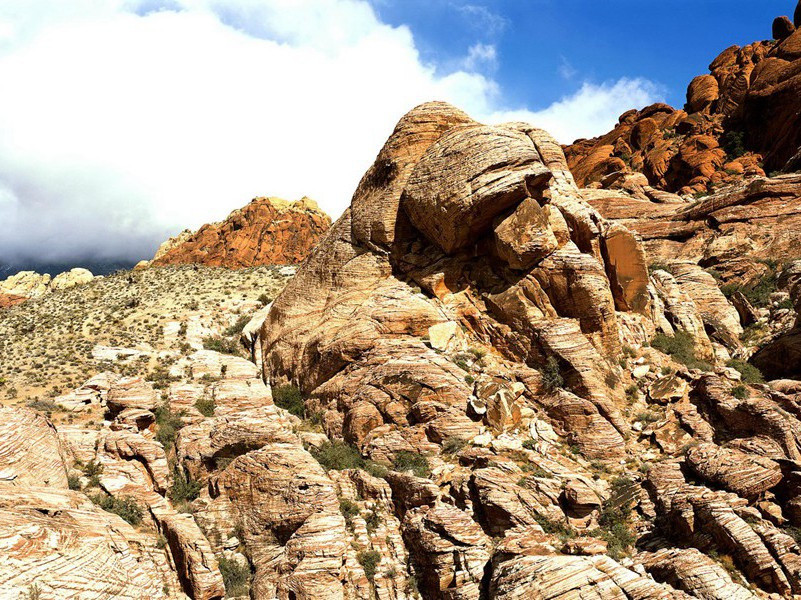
[357,550,381,582]
[726,359,764,384]
[91,494,143,525]
[721,270,778,308]
[169,468,202,504]
[540,356,564,390]
[365,510,381,532]
[154,405,184,451]
[311,441,365,471]
[731,384,749,400]
[595,476,636,559]
[27,399,60,412]
[393,451,430,478]
[219,555,251,597]
[340,498,360,529]
[194,397,216,417]
[650,331,711,371]
[721,130,746,158]
[224,314,251,337]
[272,384,305,418]
[202,335,240,355]
[257,293,272,305]
[441,436,468,455]
[535,514,574,539]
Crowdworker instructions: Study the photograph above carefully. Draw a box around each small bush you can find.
[731,384,749,400]
[365,510,381,532]
[726,359,764,384]
[257,293,272,305]
[540,356,564,390]
[67,474,81,490]
[721,130,746,158]
[311,440,365,471]
[272,384,305,418]
[154,405,184,451]
[202,335,240,355]
[219,555,251,597]
[357,550,381,582]
[441,436,468,455]
[393,451,430,478]
[224,314,251,337]
[721,269,778,308]
[595,476,636,559]
[650,331,711,371]
[27,399,60,412]
[169,468,202,504]
[340,498,360,529]
[194,397,216,417]
[535,514,574,539]
[91,494,143,525]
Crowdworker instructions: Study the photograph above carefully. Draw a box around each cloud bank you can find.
[0,0,664,265]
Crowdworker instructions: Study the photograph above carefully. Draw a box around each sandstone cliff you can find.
[151,196,331,268]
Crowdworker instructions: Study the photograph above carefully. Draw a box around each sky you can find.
[0,0,787,269]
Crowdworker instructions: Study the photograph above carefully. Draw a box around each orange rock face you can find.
[152,196,331,268]
[0,293,26,308]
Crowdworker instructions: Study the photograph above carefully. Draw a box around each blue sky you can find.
[369,0,783,110]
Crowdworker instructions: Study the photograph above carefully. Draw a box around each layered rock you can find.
[151,196,331,268]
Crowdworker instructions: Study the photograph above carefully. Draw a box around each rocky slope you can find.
[150,196,331,268]
[564,4,801,198]
[0,267,95,307]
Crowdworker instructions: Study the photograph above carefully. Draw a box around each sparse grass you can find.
[272,384,305,418]
[650,331,711,371]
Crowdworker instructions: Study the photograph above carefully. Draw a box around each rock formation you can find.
[151,196,331,268]
[0,267,95,308]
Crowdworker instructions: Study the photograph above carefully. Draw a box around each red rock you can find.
[774,16,796,41]
[152,196,330,267]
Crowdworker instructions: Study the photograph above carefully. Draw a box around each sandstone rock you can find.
[50,267,94,290]
[0,270,50,298]
[152,196,331,267]
[106,377,159,415]
[687,75,720,113]
[492,197,559,269]
[0,408,68,488]
[774,16,796,40]
[685,442,782,498]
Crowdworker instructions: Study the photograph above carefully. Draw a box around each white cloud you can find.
[461,43,497,72]
[0,0,663,265]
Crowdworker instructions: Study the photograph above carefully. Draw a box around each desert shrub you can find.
[650,331,711,371]
[311,440,364,471]
[721,269,778,308]
[441,436,468,455]
[27,399,60,412]
[365,510,381,532]
[169,468,202,503]
[219,555,251,597]
[224,314,251,337]
[731,384,749,400]
[67,474,81,490]
[154,405,184,451]
[595,476,636,559]
[636,410,660,425]
[339,498,360,529]
[726,359,764,384]
[393,451,430,478]
[648,262,673,275]
[148,364,180,389]
[272,384,305,418]
[535,514,574,539]
[91,494,143,525]
[540,356,564,390]
[202,335,239,355]
[722,130,746,158]
[257,293,272,305]
[194,397,216,417]
[357,550,381,582]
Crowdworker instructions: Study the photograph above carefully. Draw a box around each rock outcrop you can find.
[151,196,331,268]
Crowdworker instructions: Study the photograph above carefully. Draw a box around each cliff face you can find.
[151,196,331,268]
